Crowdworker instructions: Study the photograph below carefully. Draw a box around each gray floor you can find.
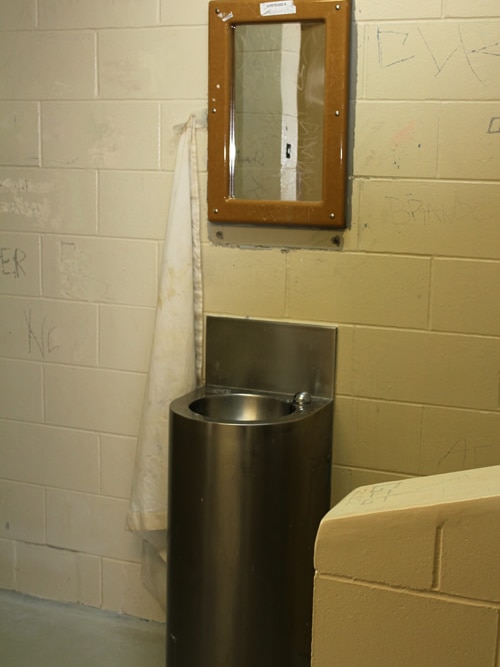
[0,590,165,667]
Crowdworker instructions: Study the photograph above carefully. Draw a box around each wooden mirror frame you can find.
[207,0,351,229]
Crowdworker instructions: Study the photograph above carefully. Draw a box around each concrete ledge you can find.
[311,466,500,666]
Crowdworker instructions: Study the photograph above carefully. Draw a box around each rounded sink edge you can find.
[170,387,332,425]
[189,392,295,423]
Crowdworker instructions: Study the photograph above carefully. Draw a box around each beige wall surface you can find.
[0,0,499,619]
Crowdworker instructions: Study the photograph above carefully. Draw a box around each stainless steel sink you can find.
[167,317,336,667]
[189,392,294,423]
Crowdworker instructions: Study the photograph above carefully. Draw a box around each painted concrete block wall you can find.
[202,0,500,502]
[0,0,499,621]
[311,466,500,666]
[0,0,208,621]
[331,1,500,497]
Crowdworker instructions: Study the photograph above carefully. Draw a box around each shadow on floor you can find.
[0,589,165,667]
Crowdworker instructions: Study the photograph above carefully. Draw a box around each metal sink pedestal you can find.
[167,318,336,667]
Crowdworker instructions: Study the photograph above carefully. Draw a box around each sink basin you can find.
[189,392,294,423]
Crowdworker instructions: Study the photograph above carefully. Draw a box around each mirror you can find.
[208,0,350,228]
[233,21,325,202]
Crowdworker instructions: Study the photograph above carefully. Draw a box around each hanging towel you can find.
[126,115,203,607]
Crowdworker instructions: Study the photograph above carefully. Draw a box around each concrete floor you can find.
[0,590,165,667]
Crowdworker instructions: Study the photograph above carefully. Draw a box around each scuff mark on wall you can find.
[0,177,52,225]
[391,119,417,146]
[57,240,111,302]
[88,122,121,165]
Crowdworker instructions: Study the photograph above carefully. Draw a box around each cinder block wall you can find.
[311,466,500,666]
[0,0,499,620]
[202,0,500,495]
[0,0,209,620]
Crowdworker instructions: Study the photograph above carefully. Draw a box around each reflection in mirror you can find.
[233,22,326,202]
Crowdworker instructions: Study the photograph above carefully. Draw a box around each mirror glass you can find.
[232,22,325,202]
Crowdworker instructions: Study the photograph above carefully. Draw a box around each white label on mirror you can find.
[260,1,297,17]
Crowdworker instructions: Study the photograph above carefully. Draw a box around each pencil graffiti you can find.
[24,309,59,359]
[376,25,500,85]
[0,247,26,278]
[382,191,483,227]
[377,29,415,68]
[346,482,402,506]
